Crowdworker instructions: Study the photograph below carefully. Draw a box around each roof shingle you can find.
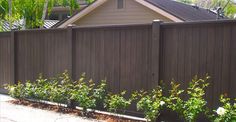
[145,0,221,21]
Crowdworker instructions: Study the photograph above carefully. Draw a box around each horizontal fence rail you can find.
[0,20,236,117]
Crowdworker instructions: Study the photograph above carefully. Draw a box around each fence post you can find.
[151,20,162,87]
[67,26,74,80]
[10,30,16,84]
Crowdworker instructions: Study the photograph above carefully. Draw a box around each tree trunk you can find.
[8,0,12,30]
[41,0,49,28]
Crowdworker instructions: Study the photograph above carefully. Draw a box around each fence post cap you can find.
[153,19,161,22]
[152,20,163,25]
[67,24,76,28]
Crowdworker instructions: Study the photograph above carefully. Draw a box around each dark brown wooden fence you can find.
[1,20,236,114]
[0,32,12,93]
[160,21,236,109]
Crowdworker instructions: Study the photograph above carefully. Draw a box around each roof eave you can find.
[58,0,107,28]
[137,0,184,22]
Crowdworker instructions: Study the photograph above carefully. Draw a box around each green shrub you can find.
[5,81,25,99]
[49,85,67,104]
[167,75,210,122]
[71,74,96,115]
[34,74,52,101]
[92,79,107,110]
[58,71,75,107]
[211,95,236,122]
[106,91,133,114]
[137,86,166,122]
[24,80,36,99]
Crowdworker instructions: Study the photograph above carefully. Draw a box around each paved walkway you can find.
[0,94,103,122]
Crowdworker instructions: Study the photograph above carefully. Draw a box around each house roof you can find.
[55,0,225,28]
[2,20,59,31]
[44,20,60,28]
[146,0,221,21]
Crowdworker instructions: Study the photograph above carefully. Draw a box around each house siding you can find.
[73,0,173,26]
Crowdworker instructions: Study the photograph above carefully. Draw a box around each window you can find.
[49,13,59,20]
[117,0,124,9]
[62,13,70,20]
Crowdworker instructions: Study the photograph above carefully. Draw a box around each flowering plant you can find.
[212,95,236,122]
[167,75,210,122]
[136,86,166,122]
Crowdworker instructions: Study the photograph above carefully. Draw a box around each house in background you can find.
[47,0,89,21]
[55,0,224,28]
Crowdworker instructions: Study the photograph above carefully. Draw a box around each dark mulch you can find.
[9,100,144,122]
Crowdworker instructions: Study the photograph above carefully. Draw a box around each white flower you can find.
[61,80,66,84]
[160,101,165,106]
[216,107,226,116]
[10,87,15,92]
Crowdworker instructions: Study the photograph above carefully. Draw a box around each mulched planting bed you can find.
[9,99,145,122]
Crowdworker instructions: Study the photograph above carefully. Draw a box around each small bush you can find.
[92,79,107,110]
[34,75,52,101]
[211,95,236,122]
[105,91,133,114]
[24,80,36,99]
[5,81,25,99]
[167,75,210,122]
[71,74,96,115]
[137,86,166,122]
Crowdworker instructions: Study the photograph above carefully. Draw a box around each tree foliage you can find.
[177,0,236,18]
[0,0,94,30]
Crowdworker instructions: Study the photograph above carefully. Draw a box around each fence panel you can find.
[0,32,12,92]
[160,21,236,108]
[15,29,71,82]
[73,25,153,94]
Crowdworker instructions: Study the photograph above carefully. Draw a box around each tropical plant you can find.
[0,0,94,30]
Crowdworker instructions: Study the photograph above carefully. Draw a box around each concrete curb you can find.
[23,98,147,121]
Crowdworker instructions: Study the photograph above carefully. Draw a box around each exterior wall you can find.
[73,0,173,26]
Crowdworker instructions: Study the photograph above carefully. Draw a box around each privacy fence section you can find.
[0,20,236,110]
[0,32,12,93]
[15,29,71,82]
[160,21,236,108]
[73,25,155,93]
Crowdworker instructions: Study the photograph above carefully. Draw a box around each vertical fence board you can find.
[230,24,236,99]
[0,32,12,93]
